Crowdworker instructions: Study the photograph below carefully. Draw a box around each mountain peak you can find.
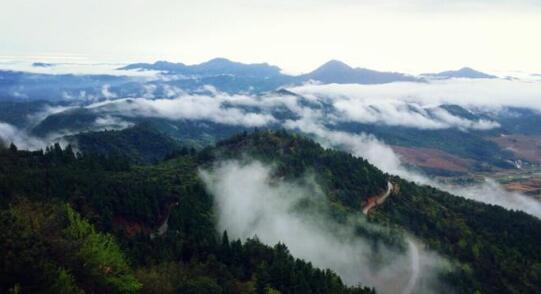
[424,67,497,79]
[304,60,419,84]
[316,60,354,71]
[201,57,235,66]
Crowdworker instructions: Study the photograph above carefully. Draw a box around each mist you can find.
[0,122,47,150]
[445,179,541,218]
[200,160,452,293]
[289,78,541,112]
[3,76,541,217]
[282,119,541,218]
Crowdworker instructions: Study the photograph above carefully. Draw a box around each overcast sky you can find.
[1,0,540,74]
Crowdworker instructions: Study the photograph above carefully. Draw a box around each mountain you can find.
[0,70,140,102]
[27,96,517,173]
[1,130,540,293]
[0,131,379,293]
[1,61,505,102]
[120,60,190,72]
[31,62,54,68]
[67,124,184,163]
[0,100,52,128]
[423,67,498,79]
[119,57,283,78]
[300,60,422,84]
[120,58,424,85]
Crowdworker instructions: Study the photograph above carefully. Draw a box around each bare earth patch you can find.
[489,134,541,163]
[391,146,473,173]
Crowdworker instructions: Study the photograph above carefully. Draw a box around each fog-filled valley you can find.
[3,62,541,218]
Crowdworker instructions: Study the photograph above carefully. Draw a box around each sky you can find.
[1,0,541,74]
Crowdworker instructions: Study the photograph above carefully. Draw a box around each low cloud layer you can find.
[72,78,516,132]
[86,94,277,127]
[200,160,451,293]
[0,61,159,77]
[290,78,541,112]
[0,122,47,150]
[284,121,541,219]
[446,179,541,218]
[3,77,541,218]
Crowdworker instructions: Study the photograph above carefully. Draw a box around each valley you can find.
[2,1,541,293]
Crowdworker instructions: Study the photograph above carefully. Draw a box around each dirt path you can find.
[362,181,393,215]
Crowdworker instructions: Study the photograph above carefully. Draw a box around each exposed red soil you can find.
[391,146,473,173]
[112,216,152,238]
[112,201,179,238]
[362,182,396,215]
[504,178,541,200]
[489,135,541,163]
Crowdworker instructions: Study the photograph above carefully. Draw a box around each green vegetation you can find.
[0,135,374,293]
[335,122,514,169]
[380,179,541,293]
[0,129,539,293]
[0,200,140,293]
[69,124,184,164]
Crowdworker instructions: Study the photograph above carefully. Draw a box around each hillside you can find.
[0,130,540,293]
[208,131,541,293]
[67,124,184,163]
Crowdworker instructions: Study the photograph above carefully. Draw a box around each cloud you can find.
[101,84,118,99]
[200,160,451,293]
[93,115,134,129]
[444,178,541,218]
[284,80,541,218]
[4,77,540,218]
[0,122,47,150]
[86,93,278,127]
[289,78,541,112]
[283,118,541,218]
[0,60,160,77]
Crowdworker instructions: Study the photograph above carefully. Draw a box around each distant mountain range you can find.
[119,58,424,84]
[422,67,498,79]
[300,60,422,84]
[0,58,500,101]
[120,58,499,82]
[120,57,283,78]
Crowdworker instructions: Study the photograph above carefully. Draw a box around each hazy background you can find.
[2,0,541,74]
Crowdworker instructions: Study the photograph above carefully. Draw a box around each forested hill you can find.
[1,130,540,293]
[68,124,184,164]
[208,130,541,293]
[0,139,375,293]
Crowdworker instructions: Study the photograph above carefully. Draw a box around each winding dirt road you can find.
[362,181,393,215]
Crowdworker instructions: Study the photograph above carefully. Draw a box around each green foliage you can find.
[70,124,185,164]
[335,123,514,169]
[0,129,539,293]
[379,177,541,293]
[64,205,142,293]
[0,200,140,293]
[211,129,388,206]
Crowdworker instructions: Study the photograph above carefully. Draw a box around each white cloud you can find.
[290,79,541,112]
[445,178,541,218]
[0,122,47,150]
[100,84,118,99]
[86,93,278,127]
[283,117,541,218]
[200,160,450,293]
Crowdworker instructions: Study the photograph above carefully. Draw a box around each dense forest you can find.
[1,130,540,293]
[0,139,374,293]
[68,124,184,164]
